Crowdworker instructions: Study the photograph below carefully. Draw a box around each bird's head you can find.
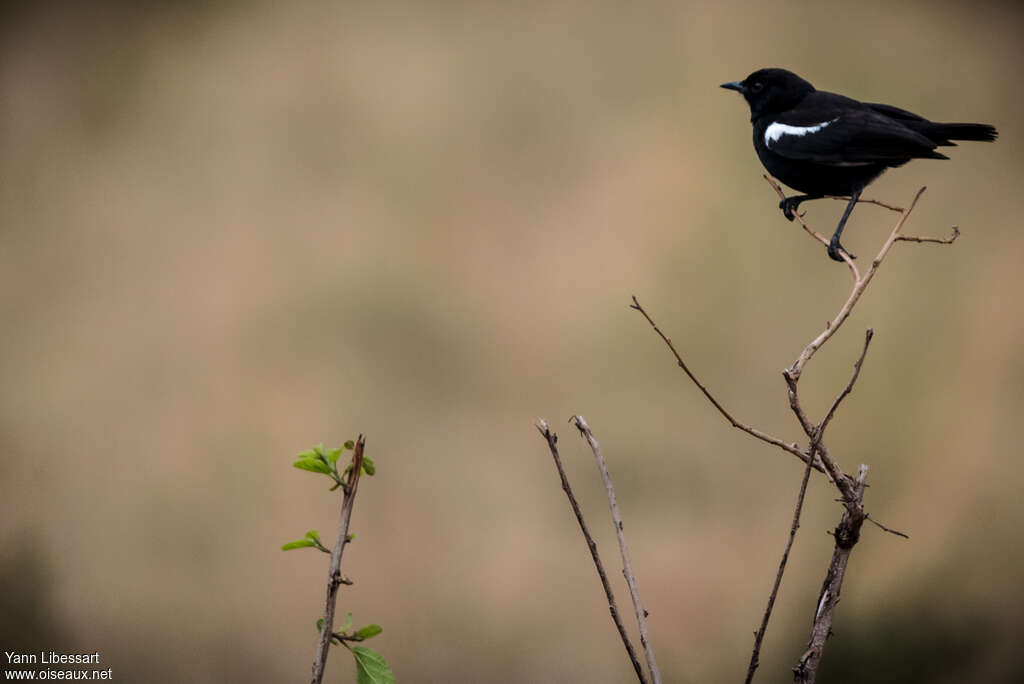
[721,68,816,120]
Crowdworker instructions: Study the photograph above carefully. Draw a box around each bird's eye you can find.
[750,82,764,93]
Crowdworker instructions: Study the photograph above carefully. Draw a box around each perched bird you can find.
[721,68,997,261]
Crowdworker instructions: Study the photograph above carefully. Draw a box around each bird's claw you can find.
[827,237,856,262]
[779,197,800,221]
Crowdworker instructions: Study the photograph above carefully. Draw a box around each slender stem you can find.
[536,420,647,683]
[311,436,366,684]
[630,296,822,473]
[572,416,662,684]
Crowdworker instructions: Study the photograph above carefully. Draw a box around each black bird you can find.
[721,68,997,261]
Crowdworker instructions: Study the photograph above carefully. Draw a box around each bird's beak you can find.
[720,81,745,93]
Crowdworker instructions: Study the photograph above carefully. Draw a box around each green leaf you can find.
[361,456,376,476]
[313,443,325,456]
[354,624,383,640]
[293,458,332,474]
[296,449,317,459]
[344,440,355,450]
[327,447,343,464]
[317,618,324,633]
[304,530,320,541]
[281,539,316,550]
[350,646,395,684]
[346,533,356,542]
[341,612,353,633]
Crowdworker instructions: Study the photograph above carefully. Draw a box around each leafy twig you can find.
[311,436,366,684]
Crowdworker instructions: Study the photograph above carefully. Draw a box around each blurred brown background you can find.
[2,1,1022,682]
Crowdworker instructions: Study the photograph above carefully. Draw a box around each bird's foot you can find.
[828,236,855,262]
[779,196,803,221]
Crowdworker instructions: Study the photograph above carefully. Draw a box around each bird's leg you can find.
[779,194,822,221]
[827,189,861,262]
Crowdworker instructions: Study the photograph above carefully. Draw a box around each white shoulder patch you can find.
[765,118,840,148]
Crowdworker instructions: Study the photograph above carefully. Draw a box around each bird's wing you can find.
[864,102,928,123]
[764,109,942,164]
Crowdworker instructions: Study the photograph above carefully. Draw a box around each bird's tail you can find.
[929,122,998,145]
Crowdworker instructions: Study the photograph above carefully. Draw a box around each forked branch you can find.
[632,182,953,684]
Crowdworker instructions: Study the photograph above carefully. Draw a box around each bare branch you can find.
[896,226,960,244]
[788,186,927,381]
[819,329,874,437]
[793,468,868,684]
[535,420,647,684]
[630,296,822,472]
[311,436,366,684]
[632,183,948,683]
[571,416,661,684]
[780,371,838,485]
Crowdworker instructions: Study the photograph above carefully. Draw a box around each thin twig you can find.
[536,420,647,684]
[571,416,661,684]
[896,226,960,244]
[866,514,910,539]
[630,296,822,473]
[819,330,874,437]
[824,194,904,212]
[311,436,366,684]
